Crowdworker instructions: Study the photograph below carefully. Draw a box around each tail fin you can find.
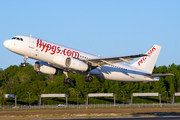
[131,45,161,73]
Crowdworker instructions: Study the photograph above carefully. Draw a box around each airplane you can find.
[3,35,173,84]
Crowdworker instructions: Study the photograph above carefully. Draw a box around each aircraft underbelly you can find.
[102,71,135,81]
[100,70,158,82]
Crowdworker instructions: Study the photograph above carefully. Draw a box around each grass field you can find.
[0,107,180,119]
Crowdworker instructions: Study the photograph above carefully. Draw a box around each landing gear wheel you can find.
[21,63,26,67]
[63,78,71,84]
[21,55,28,68]
[85,76,93,82]
[63,71,71,84]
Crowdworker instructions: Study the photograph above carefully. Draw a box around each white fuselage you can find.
[3,36,159,82]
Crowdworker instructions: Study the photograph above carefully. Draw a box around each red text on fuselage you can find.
[138,46,156,66]
[36,39,79,58]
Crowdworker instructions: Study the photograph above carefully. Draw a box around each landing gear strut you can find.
[85,75,93,82]
[21,55,28,67]
[63,71,71,84]
[84,65,93,82]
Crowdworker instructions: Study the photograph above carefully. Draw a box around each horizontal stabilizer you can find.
[144,74,174,78]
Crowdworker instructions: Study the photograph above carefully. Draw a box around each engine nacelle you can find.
[66,57,88,71]
[34,61,59,75]
[53,56,88,71]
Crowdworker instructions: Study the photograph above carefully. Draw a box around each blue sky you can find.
[0,0,180,70]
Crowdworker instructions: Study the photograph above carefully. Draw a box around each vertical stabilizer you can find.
[131,45,161,73]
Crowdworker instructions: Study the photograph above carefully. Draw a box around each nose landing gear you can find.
[21,55,28,67]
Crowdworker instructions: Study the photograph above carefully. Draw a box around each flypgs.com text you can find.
[36,39,79,58]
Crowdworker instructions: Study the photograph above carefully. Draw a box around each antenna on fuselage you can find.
[30,34,32,37]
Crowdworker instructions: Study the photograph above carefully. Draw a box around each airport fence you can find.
[1,103,180,110]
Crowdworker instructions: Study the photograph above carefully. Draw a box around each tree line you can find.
[0,63,180,105]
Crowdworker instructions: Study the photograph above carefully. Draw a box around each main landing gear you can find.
[63,71,71,84]
[84,75,93,82]
[63,71,93,84]
[21,55,28,67]
[84,65,93,82]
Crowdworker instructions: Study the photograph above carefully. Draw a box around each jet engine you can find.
[53,56,88,71]
[66,57,88,71]
[34,61,59,75]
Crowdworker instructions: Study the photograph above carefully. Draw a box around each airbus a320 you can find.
[3,36,173,84]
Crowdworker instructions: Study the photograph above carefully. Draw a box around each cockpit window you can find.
[12,37,23,41]
[12,37,16,39]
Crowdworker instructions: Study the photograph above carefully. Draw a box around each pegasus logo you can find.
[138,46,156,66]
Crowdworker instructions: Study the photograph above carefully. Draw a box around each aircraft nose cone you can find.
[3,40,8,48]
[3,40,11,49]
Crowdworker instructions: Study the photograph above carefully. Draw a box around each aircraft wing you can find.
[82,54,147,67]
[144,74,174,78]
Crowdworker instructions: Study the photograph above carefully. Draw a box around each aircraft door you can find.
[35,47,39,56]
[29,37,35,49]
